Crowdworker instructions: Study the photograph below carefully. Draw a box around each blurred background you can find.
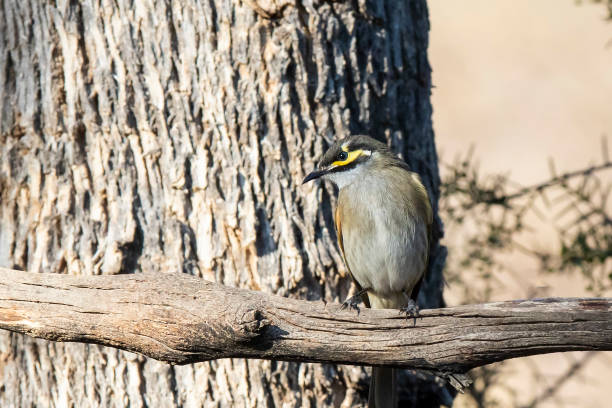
[428,0,612,406]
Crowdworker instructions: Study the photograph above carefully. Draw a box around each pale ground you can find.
[428,1,612,407]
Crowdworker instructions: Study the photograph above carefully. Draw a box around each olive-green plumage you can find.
[303,135,433,408]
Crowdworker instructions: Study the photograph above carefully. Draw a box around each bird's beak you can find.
[302,169,327,184]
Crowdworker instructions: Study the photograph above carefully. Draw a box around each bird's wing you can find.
[410,173,434,303]
[334,205,347,271]
[335,205,370,307]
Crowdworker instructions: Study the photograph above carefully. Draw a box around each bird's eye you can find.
[337,151,348,161]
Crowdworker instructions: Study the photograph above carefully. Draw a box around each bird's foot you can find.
[400,299,420,326]
[340,295,362,314]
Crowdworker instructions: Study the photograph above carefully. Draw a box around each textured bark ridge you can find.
[0,0,442,406]
[1,268,610,374]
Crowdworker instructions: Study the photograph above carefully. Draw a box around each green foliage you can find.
[441,143,612,297]
[577,0,612,19]
[439,141,611,406]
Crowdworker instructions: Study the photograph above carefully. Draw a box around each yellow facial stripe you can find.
[332,149,364,167]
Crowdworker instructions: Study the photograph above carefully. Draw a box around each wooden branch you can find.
[1,267,610,376]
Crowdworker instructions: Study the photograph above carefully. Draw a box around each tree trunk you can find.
[0,0,444,406]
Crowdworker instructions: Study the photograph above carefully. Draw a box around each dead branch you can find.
[0,267,610,377]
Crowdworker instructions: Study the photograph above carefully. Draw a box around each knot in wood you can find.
[235,306,269,341]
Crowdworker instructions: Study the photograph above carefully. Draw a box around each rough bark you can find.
[1,268,611,375]
[0,0,441,406]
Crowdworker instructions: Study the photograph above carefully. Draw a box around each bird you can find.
[303,135,433,408]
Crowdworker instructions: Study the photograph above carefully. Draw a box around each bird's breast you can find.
[337,177,429,297]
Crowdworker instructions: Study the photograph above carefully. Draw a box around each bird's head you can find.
[302,135,392,188]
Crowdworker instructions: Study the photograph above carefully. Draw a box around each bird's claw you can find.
[400,299,420,326]
[340,295,362,315]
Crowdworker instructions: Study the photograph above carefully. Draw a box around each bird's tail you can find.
[369,366,396,408]
[367,292,405,408]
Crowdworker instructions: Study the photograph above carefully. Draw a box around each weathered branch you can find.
[1,267,610,376]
